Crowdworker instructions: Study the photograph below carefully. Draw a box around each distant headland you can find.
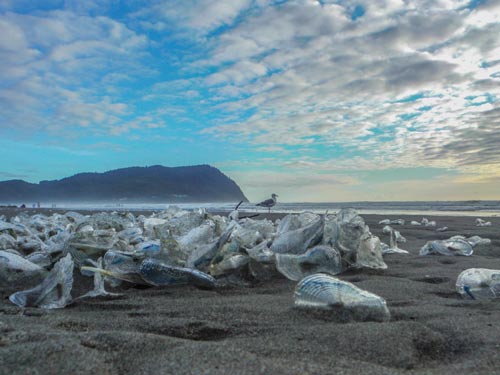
[0,165,248,204]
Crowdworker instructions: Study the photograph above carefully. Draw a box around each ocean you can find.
[42,200,500,217]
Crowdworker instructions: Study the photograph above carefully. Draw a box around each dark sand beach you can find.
[1,208,500,374]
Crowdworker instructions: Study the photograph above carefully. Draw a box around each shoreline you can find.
[2,206,500,220]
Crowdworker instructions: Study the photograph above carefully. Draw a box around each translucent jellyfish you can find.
[0,250,43,272]
[456,268,500,300]
[270,214,323,255]
[294,273,390,322]
[139,258,216,289]
[275,245,342,281]
[76,257,123,300]
[355,232,388,269]
[420,238,473,256]
[9,254,74,309]
[209,254,250,277]
[475,218,491,227]
[68,229,118,254]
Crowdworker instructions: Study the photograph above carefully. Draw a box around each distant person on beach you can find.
[20,203,26,208]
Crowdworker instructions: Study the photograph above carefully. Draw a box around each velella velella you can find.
[0,250,44,272]
[381,227,409,255]
[355,232,388,269]
[456,268,500,300]
[1,205,400,310]
[276,245,342,281]
[139,258,216,289]
[420,238,473,256]
[294,273,390,322]
[9,254,74,309]
[76,257,123,300]
[270,213,324,254]
[209,253,250,277]
[328,209,387,269]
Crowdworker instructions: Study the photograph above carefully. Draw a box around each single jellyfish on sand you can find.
[294,273,390,322]
[256,194,278,213]
[456,268,500,300]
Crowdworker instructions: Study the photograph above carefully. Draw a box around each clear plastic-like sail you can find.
[294,273,390,322]
[9,254,74,309]
[456,268,500,300]
[139,258,216,289]
[276,246,342,281]
[420,238,473,256]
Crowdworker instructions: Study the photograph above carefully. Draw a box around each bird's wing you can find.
[256,198,274,206]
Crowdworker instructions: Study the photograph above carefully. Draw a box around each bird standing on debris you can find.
[256,194,278,213]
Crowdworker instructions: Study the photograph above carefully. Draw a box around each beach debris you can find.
[381,228,409,255]
[419,238,473,256]
[294,273,390,322]
[9,254,74,309]
[476,218,492,227]
[378,218,404,225]
[0,250,44,272]
[447,235,491,248]
[382,225,406,242]
[456,268,500,300]
[1,206,396,309]
[275,245,342,281]
[465,235,492,248]
[209,253,250,277]
[76,257,123,300]
[140,258,216,288]
[270,213,323,254]
[356,232,388,269]
[329,209,387,269]
[436,226,448,232]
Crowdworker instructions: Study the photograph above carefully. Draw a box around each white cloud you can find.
[195,0,500,176]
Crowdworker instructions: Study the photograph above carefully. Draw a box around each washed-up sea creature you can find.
[139,258,216,288]
[465,235,491,247]
[0,250,43,272]
[76,258,123,300]
[382,226,406,242]
[68,229,118,255]
[270,214,323,254]
[381,228,409,255]
[456,268,500,300]
[245,241,275,263]
[294,273,390,322]
[275,245,342,281]
[355,232,388,269]
[420,238,473,256]
[329,209,386,269]
[377,219,404,225]
[209,254,250,277]
[476,218,492,227]
[9,254,74,309]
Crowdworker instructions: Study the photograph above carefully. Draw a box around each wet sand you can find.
[1,209,500,374]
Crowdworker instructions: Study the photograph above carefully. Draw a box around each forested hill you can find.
[0,165,248,204]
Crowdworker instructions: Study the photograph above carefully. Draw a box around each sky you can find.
[0,0,499,202]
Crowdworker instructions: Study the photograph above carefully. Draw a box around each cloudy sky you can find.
[1,0,499,202]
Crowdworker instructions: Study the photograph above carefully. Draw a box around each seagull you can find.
[256,194,278,213]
